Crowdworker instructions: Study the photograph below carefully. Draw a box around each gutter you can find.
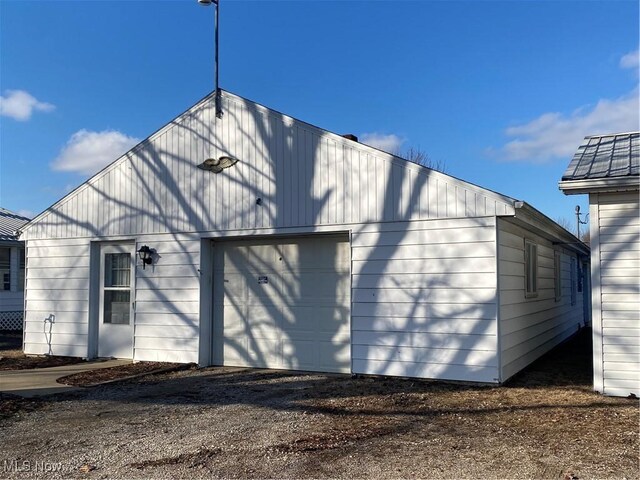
[511,201,590,257]
[558,177,640,195]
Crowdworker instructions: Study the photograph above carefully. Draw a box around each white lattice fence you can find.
[0,311,23,330]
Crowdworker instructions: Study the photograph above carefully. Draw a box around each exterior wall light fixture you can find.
[137,245,153,269]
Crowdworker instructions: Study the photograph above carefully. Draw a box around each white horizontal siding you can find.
[351,217,499,383]
[22,234,201,363]
[592,192,639,397]
[21,91,514,241]
[23,239,90,357]
[133,233,200,363]
[497,219,585,381]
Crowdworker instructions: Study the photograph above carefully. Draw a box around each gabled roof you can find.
[16,89,586,254]
[559,132,640,194]
[0,208,30,242]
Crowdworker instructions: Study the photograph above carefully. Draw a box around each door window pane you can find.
[105,253,130,287]
[104,290,131,324]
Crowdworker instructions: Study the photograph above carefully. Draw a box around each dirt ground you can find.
[0,329,637,479]
[57,362,187,387]
[0,331,86,371]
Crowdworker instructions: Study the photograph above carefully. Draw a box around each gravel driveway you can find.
[1,353,638,480]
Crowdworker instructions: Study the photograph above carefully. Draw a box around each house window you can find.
[554,251,562,302]
[104,253,131,325]
[524,240,538,298]
[18,248,25,291]
[577,262,583,293]
[0,248,10,291]
[570,257,577,306]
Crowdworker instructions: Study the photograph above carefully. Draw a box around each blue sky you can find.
[1,0,638,231]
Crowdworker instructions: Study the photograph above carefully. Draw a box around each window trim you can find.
[0,247,10,291]
[554,251,562,302]
[570,257,577,306]
[524,240,538,298]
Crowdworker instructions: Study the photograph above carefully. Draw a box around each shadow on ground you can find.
[0,330,22,351]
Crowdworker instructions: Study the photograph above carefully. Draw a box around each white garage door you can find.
[212,235,351,373]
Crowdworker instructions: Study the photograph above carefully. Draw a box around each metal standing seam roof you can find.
[561,132,640,181]
[0,208,31,241]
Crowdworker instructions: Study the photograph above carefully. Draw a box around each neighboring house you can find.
[559,132,639,398]
[0,208,30,330]
[18,90,588,383]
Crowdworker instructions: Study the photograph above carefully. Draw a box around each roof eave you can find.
[558,176,640,195]
[508,201,590,256]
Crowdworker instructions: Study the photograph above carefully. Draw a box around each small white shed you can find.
[559,132,639,397]
[0,208,29,330]
[18,90,589,383]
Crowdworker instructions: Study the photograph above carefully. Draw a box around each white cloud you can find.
[359,132,404,153]
[497,88,639,162]
[493,49,640,163]
[620,48,639,70]
[51,129,140,175]
[0,90,55,121]
[16,209,34,219]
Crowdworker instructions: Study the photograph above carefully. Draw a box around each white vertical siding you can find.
[497,219,584,381]
[21,91,515,242]
[591,191,639,397]
[351,217,500,383]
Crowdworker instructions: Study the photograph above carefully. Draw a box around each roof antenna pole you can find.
[575,205,588,240]
[198,0,223,118]
[214,0,222,118]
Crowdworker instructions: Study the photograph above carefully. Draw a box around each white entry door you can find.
[213,235,351,373]
[98,244,135,358]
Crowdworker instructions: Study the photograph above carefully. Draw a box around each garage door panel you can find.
[221,336,249,364]
[223,322,283,340]
[284,306,350,333]
[281,272,350,301]
[216,273,246,303]
[223,336,281,367]
[223,305,281,331]
[320,343,351,371]
[213,235,351,373]
[282,340,319,370]
[282,340,350,373]
[224,245,280,271]
[245,279,281,303]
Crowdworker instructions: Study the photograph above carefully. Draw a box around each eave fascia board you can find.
[558,177,640,195]
[0,239,24,247]
[512,201,590,257]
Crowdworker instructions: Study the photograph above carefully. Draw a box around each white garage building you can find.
[19,91,589,383]
[559,132,639,397]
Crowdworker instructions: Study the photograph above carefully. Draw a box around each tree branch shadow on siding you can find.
[209,100,340,371]
[30,90,510,379]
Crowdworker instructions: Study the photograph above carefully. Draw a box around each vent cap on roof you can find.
[342,134,358,142]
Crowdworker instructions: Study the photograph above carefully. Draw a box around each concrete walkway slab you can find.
[0,359,132,397]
